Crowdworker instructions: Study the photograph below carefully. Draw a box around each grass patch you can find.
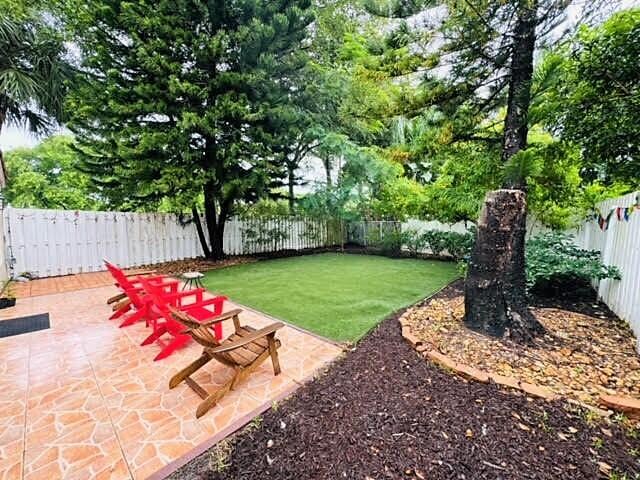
[202,253,458,342]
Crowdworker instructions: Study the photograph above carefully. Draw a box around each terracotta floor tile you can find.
[0,456,22,480]
[0,280,342,479]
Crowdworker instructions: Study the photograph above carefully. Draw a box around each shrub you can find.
[422,230,448,257]
[403,228,428,257]
[366,224,406,256]
[525,232,620,292]
[442,230,475,261]
[422,229,475,261]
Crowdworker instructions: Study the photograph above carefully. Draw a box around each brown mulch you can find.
[404,281,640,407]
[169,289,640,480]
[137,256,256,276]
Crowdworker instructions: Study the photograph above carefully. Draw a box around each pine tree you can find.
[366,0,607,341]
[67,0,314,259]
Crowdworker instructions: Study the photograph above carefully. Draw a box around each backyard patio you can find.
[1,1,639,478]
[0,272,342,480]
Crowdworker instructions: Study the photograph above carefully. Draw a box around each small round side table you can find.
[181,271,205,290]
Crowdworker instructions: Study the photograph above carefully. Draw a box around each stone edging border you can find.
[398,307,640,420]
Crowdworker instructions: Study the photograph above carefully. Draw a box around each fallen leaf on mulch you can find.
[404,289,640,409]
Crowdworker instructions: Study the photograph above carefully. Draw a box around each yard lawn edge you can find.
[205,255,460,344]
[153,279,459,479]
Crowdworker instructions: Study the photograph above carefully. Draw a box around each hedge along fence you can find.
[224,216,344,255]
[347,219,474,260]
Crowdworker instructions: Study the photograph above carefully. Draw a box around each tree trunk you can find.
[192,206,211,258]
[287,162,295,212]
[322,155,332,187]
[0,108,7,188]
[210,219,225,260]
[464,190,542,341]
[501,0,538,184]
[463,0,544,341]
[202,181,227,261]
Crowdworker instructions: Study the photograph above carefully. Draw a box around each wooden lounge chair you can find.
[168,307,284,418]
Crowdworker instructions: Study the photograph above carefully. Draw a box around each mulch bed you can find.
[404,281,640,407]
[169,286,640,480]
[137,257,257,276]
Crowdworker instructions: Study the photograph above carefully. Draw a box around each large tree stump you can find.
[464,189,544,342]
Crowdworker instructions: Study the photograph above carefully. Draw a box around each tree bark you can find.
[0,108,7,188]
[463,0,544,342]
[287,161,296,212]
[501,0,538,186]
[202,180,228,260]
[464,190,542,341]
[191,205,211,258]
[322,155,332,187]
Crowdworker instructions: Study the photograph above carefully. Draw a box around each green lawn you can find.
[202,253,458,342]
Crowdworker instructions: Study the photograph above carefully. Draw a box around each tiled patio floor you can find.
[9,270,151,299]
[0,283,342,480]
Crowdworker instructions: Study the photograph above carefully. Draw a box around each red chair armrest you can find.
[163,288,205,305]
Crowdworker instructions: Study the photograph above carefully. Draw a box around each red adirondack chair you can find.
[104,260,179,327]
[139,277,227,361]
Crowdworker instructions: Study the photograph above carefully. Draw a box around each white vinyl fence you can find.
[4,208,204,277]
[573,192,640,340]
[2,207,341,278]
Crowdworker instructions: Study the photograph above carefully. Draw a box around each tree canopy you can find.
[65,0,314,258]
[3,135,103,210]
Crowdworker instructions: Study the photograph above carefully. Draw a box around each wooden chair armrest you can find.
[169,307,243,329]
[208,322,284,354]
[107,292,127,304]
[197,308,244,328]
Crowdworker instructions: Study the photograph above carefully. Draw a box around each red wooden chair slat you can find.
[138,277,226,361]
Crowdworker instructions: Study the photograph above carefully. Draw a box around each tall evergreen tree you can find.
[367,0,608,341]
[67,0,314,258]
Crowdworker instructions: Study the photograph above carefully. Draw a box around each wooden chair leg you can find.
[107,292,127,304]
[109,300,131,320]
[196,376,236,418]
[169,352,212,389]
[268,335,281,376]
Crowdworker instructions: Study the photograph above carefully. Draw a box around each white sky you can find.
[1,0,638,152]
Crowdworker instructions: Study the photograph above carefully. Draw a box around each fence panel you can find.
[3,207,205,277]
[2,209,344,278]
[573,192,640,341]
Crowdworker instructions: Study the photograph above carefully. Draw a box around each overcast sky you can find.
[2,0,638,152]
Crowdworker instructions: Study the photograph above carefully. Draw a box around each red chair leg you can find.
[154,334,191,361]
[141,324,167,346]
[213,322,223,340]
[119,309,146,328]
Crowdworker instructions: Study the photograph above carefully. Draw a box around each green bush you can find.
[403,228,428,256]
[366,225,407,256]
[525,232,620,291]
[422,229,475,261]
[422,230,448,257]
